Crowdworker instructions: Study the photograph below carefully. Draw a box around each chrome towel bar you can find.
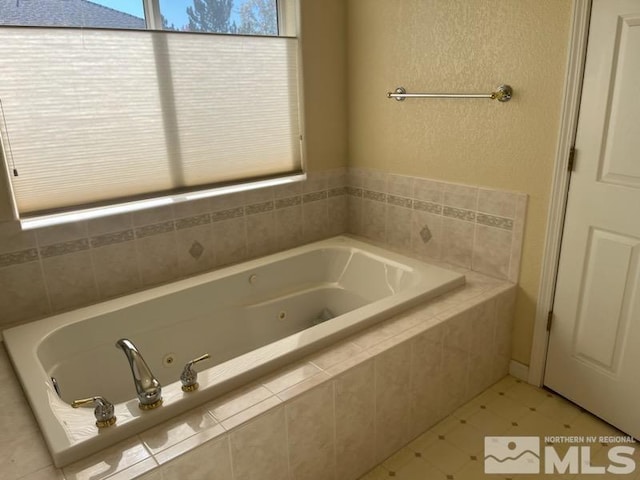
[387,84,513,102]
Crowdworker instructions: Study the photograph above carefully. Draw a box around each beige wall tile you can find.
[443,184,478,210]
[133,205,174,227]
[477,189,518,218]
[159,436,232,480]
[262,362,323,395]
[409,323,446,437]
[274,181,303,199]
[387,174,414,197]
[302,199,329,243]
[230,407,289,480]
[212,217,246,267]
[135,231,179,287]
[413,178,444,204]
[210,191,245,212]
[88,213,133,237]
[42,250,98,312]
[63,438,150,480]
[275,205,303,250]
[334,361,376,480]
[277,371,331,402]
[347,194,363,235]
[244,187,274,205]
[386,204,411,250]
[36,222,88,246]
[307,341,364,372]
[411,210,442,260]
[361,199,386,242]
[246,212,276,259]
[18,465,66,480]
[92,241,141,299]
[441,217,474,268]
[173,198,210,219]
[286,382,336,480]
[175,224,214,277]
[220,396,282,431]
[302,172,327,193]
[140,408,218,455]
[472,225,512,280]
[0,261,49,326]
[362,170,387,192]
[0,220,36,254]
[206,383,274,423]
[327,196,348,236]
[374,342,412,462]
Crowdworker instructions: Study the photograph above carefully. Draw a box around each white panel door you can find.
[544,0,640,439]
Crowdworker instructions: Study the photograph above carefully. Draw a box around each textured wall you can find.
[347,0,572,365]
[300,0,348,171]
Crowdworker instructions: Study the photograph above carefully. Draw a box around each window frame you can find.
[0,0,305,229]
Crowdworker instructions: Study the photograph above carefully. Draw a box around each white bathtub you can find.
[2,236,464,467]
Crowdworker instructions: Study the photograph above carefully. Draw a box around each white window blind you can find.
[0,27,303,217]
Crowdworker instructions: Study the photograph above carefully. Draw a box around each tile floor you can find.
[359,376,640,480]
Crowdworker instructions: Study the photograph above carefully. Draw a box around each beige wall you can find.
[300,0,348,171]
[347,0,572,365]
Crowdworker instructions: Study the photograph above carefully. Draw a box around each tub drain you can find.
[278,311,287,320]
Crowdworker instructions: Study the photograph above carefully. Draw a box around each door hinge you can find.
[567,147,576,172]
[546,311,554,331]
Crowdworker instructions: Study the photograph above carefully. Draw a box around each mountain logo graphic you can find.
[484,436,540,473]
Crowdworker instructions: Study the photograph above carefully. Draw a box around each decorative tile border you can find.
[443,206,476,223]
[245,201,274,215]
[175,214,211,230]
[0,248,39,268]
[346,186,363,197]
[275,196,302,209]
[302,191,327,203]
[328,186,347,197]
[387,194,412,209]
[476,213,514,231]
[135,221,175,239]
[413,200,442,215]
[212,207,244,223]
[363,190,387,202]
[90,230,135,248]
[40,239,90,258]
[347,168,527,282]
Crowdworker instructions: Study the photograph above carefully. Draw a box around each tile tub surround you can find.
[0,169,348,329]
[347,168,527,283]
[0,269,515,480]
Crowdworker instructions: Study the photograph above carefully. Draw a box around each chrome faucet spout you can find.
[115,338,162,410]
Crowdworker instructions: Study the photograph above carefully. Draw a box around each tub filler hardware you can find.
[180,353,211,392]
[115,338,163,410]
[71,396,116,428]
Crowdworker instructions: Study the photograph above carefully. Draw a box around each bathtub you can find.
[2,236,464,467]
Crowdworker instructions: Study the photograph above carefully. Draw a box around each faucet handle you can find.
[180,354,211,392]
[71,396,117,428]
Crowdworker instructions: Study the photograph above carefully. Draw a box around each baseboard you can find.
[509,360,530,382]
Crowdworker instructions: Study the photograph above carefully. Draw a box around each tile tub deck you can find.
[1,266,515,480]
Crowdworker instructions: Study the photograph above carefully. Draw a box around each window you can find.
[0,0,303,228]
[0,0,281,35]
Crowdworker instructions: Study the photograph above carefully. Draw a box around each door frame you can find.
[527,0,592,386]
